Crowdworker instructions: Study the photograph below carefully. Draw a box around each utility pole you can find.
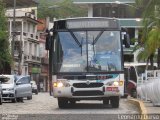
[18,35,22,75]
[11,0,16,74]
[47,5,60,95]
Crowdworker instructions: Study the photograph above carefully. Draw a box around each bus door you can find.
[124,66,137,97]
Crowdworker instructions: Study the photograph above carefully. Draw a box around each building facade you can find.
[73,0,144,62]
[37,19,49,92]
[6,8,41,87]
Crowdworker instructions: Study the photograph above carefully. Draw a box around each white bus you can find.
[46,17,130,108]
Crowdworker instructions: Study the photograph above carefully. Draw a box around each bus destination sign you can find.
[67,18,119,29]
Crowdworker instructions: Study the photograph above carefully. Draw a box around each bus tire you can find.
[111,96,119,108]
[58,98,68,108]
[103,98,109,105]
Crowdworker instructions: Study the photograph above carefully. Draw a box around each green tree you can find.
[37,0,87,19]
[0,0,12,73]
[135,0,160,69]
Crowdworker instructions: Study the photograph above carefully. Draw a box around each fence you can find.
[137,70,160,106]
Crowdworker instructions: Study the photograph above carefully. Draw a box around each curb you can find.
[128,99,147,120]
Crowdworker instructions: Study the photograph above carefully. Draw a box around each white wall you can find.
[88,4,93,17]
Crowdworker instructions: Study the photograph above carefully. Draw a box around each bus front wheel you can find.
[110,96,119,108]
[58,98,68,108]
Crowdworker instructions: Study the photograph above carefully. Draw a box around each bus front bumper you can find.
[53,86,121,99]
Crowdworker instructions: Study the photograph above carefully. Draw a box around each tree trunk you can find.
[146,57,149,70]
[157,48,160,69]
[149,54,154,70]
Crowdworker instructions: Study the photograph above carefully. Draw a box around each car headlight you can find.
[7,88,14,91]
[53,80,70,88]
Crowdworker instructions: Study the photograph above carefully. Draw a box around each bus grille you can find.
[73,83,104,88]
[72,90,104,96]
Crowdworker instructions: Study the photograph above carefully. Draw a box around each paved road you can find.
[0,93,139,120]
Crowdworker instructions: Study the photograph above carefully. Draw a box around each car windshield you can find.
[56,30,122,73]
[136,65,156,76]
[0,76,14,84]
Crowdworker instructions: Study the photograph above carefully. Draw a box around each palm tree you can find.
[135,0,160,69]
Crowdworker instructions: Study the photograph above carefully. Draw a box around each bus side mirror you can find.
[45,29,53,50]
[45,35,50,50]
[45,29,50,50]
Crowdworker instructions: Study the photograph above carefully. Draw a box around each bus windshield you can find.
[56,30,122,73]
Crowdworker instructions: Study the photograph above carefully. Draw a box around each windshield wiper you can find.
[69,30,83,55]
[69,30,82,47]
[92,30,104,45]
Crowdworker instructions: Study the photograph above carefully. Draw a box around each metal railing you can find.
[137,70,160,106]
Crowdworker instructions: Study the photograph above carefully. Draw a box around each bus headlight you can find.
[106,81,119,86]
[113,81,119,86]
[53,81,70,88]
[106,81,123,86]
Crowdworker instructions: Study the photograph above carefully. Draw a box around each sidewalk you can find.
[143,101,160,114]
[128,98,160,114]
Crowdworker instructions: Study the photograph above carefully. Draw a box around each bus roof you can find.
[54,17,119,22]
[53,17,120,30]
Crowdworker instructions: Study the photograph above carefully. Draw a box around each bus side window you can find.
[130,66,137,82]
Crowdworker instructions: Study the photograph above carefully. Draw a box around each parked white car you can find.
[0,75,32,103]
[30,81,38,94]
